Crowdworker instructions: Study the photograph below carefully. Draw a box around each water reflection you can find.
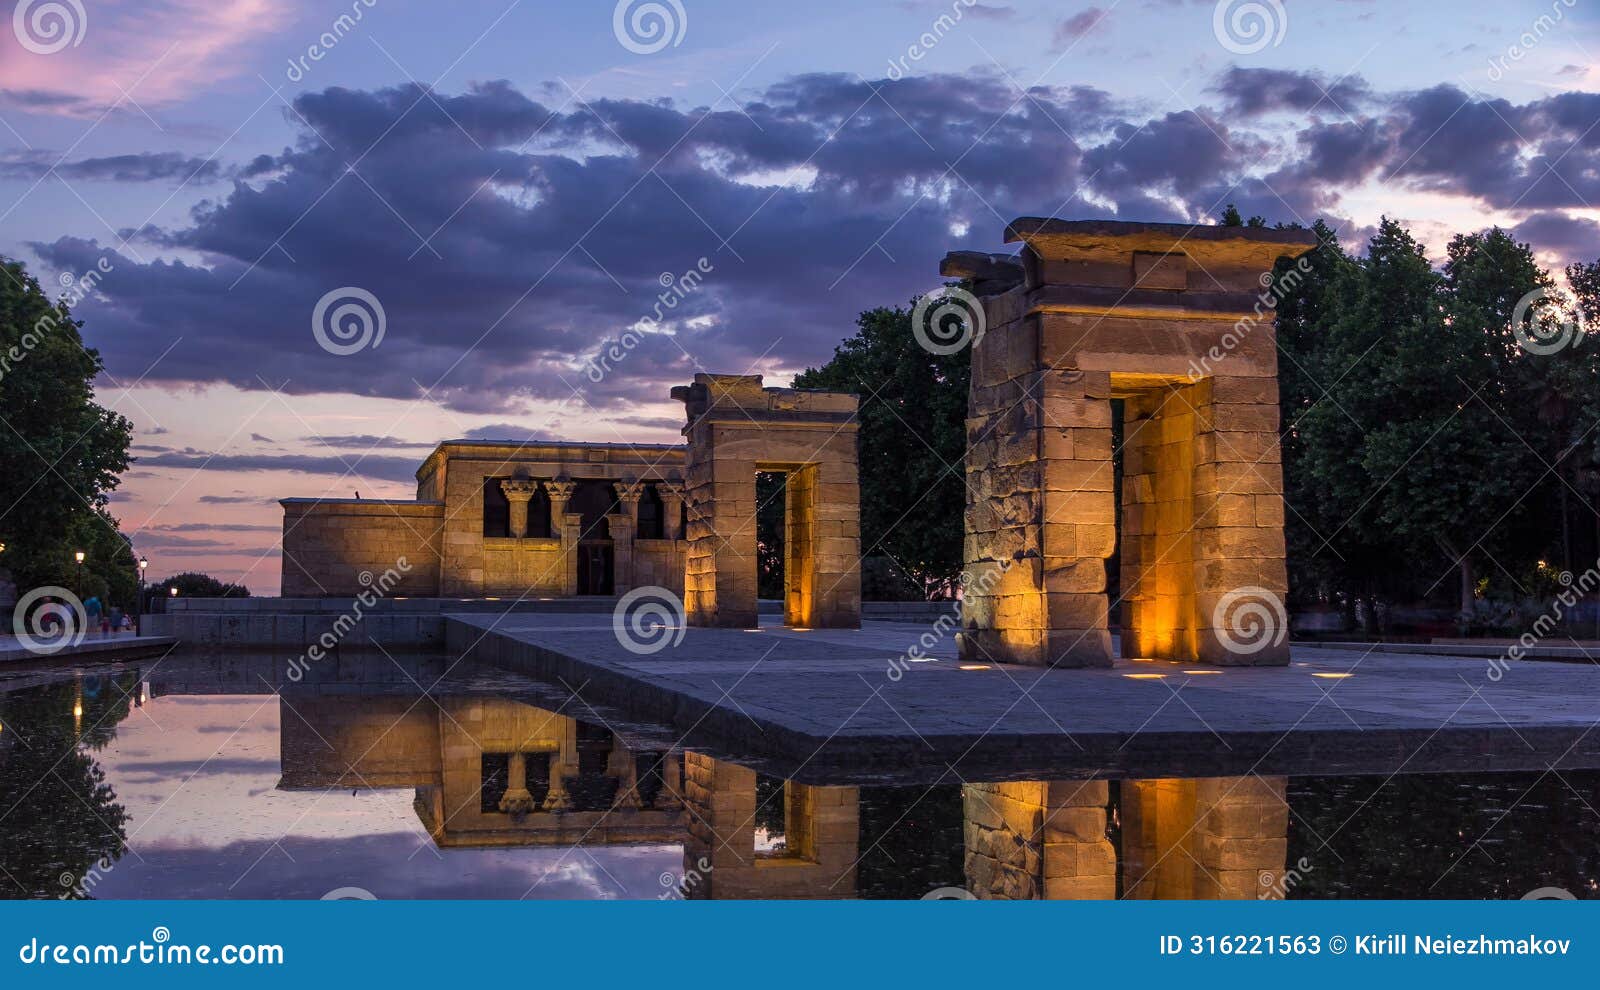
[1,657,1597,899]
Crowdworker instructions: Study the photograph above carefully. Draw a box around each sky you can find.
[3,0,1600,593]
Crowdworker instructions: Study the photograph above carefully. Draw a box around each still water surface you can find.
[1,655,1595,900]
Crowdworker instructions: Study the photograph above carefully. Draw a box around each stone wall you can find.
[681,752,858,898]
[675,374,861,629]
[280,499,443,597]
[962,780,1115,899]
[947,220,1315,667]
[1121,775,1288,899]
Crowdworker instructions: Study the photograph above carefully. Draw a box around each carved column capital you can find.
[545,480,578,503]
[499,479,539,502]
[613,479,645,505]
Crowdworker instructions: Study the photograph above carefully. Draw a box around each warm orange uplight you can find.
[959,664,991,671]
[1123,673,1166,680]
[1183,670,1222,675]
[1312,672,1353,679]
[73,703,84,717]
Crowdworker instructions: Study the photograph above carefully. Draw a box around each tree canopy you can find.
[0,256,133,608]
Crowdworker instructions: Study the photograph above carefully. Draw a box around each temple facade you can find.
[280,440,689,599]
[278,374,862,630]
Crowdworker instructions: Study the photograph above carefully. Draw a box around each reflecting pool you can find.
[1,654,1594,900]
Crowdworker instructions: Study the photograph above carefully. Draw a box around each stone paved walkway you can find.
[0,631,176,665]
[445,611,1600,784]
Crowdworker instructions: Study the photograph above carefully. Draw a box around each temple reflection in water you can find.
[275,692,1288,900]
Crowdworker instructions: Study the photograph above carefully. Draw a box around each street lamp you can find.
[73,549,85,600]
[136,556,148,635]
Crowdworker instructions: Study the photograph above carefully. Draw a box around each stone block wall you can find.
[676,374,860,629]
[280,499,443,598]
[947,219,1314,667]
[1121,776,1289,899]
[962,780,1115,899]
[681,752,859,898]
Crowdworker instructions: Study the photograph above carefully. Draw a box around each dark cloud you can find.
[1510,212,1600,265]
[1210,67,1371,117]
[299,434,437,449]
[1054,7,1110,45]
[145,523,282,533]
[198,494,279,505]
[0,150,227,184]
[459,424,558,442]
[32,70,1600,425]
[136,450,420,482]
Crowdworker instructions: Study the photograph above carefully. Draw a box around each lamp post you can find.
[136,556,148,635]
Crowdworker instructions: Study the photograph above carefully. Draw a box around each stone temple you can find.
[946,219,1316,668]
[280,217,1309,668]
[280,373,862,629]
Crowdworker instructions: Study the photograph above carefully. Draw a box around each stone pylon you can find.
[947,219,1317,667]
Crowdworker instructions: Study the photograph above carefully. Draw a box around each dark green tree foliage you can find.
[154,572,250,598]
[0,256,132,604]
[1288,220,1558,628]
[793,304,969,599]
[0,675,135,898]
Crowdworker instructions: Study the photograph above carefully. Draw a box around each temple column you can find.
[654,751,683,811]
[607,735,641,810]
[498,751,535,816]
[611,480,643,594]
[500,479,538,538]
[658,480,685,540]
[546,480,580,596]
[541,750,572,811]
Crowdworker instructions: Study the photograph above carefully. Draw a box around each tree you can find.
[0,256,132,609]
[1295,220,1548,630]
[793,304,969,599]
[154,572,250,598]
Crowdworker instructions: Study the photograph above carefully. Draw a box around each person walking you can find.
[83,595,103,637]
